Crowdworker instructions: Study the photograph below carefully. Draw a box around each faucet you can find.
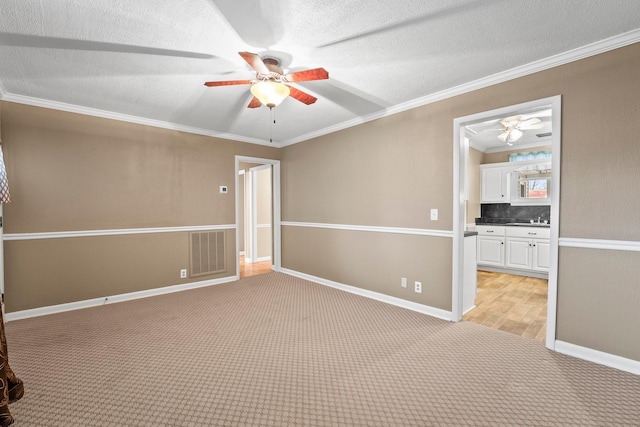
[537,217,541,225]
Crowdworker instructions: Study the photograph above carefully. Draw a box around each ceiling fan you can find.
[204,52,329,109]
[497,115,544,145]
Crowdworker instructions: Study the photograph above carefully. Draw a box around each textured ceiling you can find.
[1,0,639,147]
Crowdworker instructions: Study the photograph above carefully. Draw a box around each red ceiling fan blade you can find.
[286,67,329,82]
[204,79,253,87]
[247,97,262,108]
[239,51,270,74]
[287,86,317,105]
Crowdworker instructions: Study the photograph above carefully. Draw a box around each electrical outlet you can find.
[415,281,422,293]
[401,277,407,288]
[180,269,187,279]
[430,209,438,220]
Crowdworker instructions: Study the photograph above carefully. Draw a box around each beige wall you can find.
[282,227,452,309]
[5,230,236,311]
[557,247,640,360]
[281,42,640,360]
[1,102,279,312]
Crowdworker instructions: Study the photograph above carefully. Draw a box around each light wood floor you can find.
[239,255,273,278]
[463,270,548,342]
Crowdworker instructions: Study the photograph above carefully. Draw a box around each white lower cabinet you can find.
[476,226,505,267]
[532,239,550,271]
[477,225,550,275]
[504,226,550,273]
[505,237,532,269]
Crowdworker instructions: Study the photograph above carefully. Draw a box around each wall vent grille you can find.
[190,231,226,277]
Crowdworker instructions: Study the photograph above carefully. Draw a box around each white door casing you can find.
[452,95,562,351]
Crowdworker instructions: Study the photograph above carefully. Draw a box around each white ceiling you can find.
[465,107,553,152]
[1,0,639,147]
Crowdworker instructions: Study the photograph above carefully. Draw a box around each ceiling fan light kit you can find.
[498,127,523,145]
[250,81,290,108]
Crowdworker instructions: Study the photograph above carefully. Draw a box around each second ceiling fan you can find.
[205,51,329,108]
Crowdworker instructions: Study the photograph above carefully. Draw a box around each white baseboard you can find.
[555,340,640,376]
[280,268,453,321]
[5,275,238,322]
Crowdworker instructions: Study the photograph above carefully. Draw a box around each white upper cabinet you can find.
[480,165,510,203]
[480,159,551,205]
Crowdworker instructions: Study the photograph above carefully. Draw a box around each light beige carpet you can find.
[6,272,640,426]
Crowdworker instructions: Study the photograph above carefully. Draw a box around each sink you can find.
[505,222,550,227]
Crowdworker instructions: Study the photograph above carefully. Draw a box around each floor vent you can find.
[190,231,226,277]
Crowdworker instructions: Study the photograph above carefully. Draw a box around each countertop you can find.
[475,222,550,228]
[464,231,478,237]
[475,218,550,228]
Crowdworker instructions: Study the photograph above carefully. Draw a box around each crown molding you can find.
[0,92,279,147]
[280,28,640,146]
[2,28,639,147]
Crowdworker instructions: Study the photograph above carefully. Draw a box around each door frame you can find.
[452,95,562,351]
[235,156,281,278]
[248,164,273,264]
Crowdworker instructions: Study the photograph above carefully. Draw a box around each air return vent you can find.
[190,231,226,277]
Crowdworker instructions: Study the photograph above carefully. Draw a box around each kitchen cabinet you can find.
[532,239,550,271]
[476,226,505,267]
[480,159,551,205]
[480,165,511,203]
[476,225,550,276]
[504,226,550,273]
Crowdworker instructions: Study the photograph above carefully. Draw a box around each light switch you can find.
[430,209,438,220]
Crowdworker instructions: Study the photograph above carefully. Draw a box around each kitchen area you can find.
[461,106,554,342]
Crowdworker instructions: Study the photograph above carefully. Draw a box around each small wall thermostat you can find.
[219,186,228,194]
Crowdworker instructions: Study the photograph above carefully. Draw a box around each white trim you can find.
[451,95,562,353]
[257,223,271,228]
[253,256,272,263]
[235,156,281,278]
[3,30,638,149]
[559,237,640,252]
[3,224,236,241]
[281,268,453,321]
[5,275,238,322]
[555,341,640,376]
[281,221,453,238]
[280,29,640,147]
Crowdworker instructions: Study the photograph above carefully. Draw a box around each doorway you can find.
[452,96,561,350]
[235,156,281,279]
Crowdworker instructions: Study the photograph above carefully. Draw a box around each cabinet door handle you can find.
[528,232,537,235]
[487,230,494,233]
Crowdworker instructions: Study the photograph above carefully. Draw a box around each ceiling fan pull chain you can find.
[269,107,274,143]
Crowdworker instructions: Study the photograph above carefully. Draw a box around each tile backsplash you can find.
[477,203,550,224]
